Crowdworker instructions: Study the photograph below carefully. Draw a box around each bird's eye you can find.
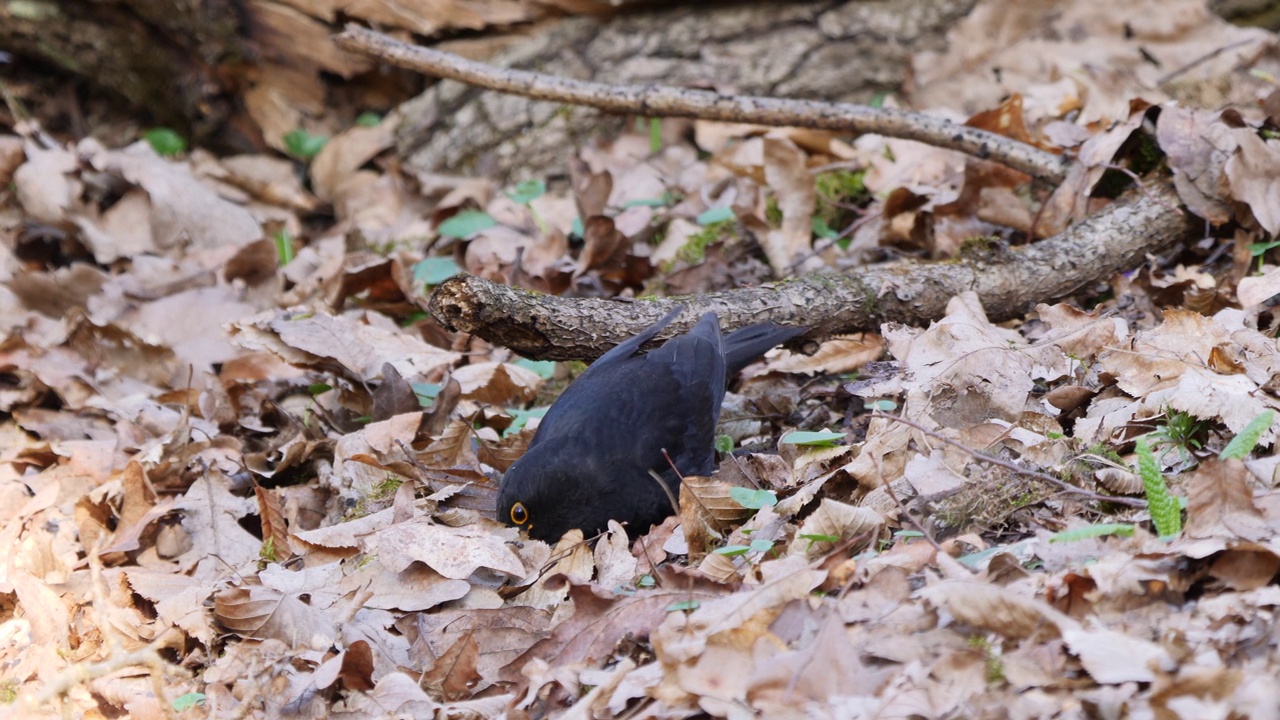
[510,502,529,525]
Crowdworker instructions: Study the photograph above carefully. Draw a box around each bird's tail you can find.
[723,323,805,375]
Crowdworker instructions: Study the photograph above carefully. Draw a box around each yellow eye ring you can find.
[510,502,529,525]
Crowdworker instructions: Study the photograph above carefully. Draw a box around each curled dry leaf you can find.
[679,474,755,555]
[1184,459,1269,542]
[759,333,885,376]
[451,361,543,405]
[789,498,883,556]
[231,309,462,382]
[369,518,526,580]
[214,583,339,650]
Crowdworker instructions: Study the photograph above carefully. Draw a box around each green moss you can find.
[813,169,870,244]
[966,636,1006,684]
[764,196,783,226]
[816,169,868,204]
[675,220,734,265]
[371,475,404,500]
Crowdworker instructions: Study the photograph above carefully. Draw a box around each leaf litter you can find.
[4,0,1280,717]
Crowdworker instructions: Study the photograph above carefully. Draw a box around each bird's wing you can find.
[527,314,725,478]
[580,306,684,375]
[527,306,684,444]
[636,312,726,476]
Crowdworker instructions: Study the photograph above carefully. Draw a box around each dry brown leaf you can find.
[1207,547,1280,591]
[921,580,1061,641]
[423,632,482,701]
[761,333,885,376]
[508,579,724,684]
[789,498,882,557]
[214,583,339,650]
[451,361,543,405]
[1156,105,1235,224]
[1185,459,1270,542]
[407,606,551,694]
[760,137,815,274]
[310,120,396,203]
[1095,309,1280,444]
[369,517,526,580]
[231,309,461,382]
[1060,624,1174,684]
[594,521,639,592]
[1226,128,1280,235]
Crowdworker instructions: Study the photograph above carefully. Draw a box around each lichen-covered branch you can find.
[427,182,1196,359]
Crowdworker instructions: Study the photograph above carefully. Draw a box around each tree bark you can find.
[3,0,1274,154]
[395,0,979,180]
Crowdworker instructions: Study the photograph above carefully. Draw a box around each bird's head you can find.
[496,443,617,543]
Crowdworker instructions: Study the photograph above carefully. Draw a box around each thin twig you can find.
[1102,164,1185,216]
[335,25,1070,182]
[878,412,1148,508]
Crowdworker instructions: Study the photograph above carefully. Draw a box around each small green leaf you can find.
[505,407,549,436]
[1048,523,1136,543]
[400,311,428,326]
[894,530,925,539]
[437,210,497,239]
[864,399,899,412]
[172,693,206,711]
[714,544,751,557]
[649,117,663,153]
[143,128,187,157]
[414,256,463,286]
[354,112,382,127]
[667,599,699,612]
[869,92,889,109]
[955,546,1010,568]
[780,430,845,447]
[622,197,669,208]
[308,383,333,396]
[284,129,327,160]
[812,215,838,240]
[799,533,840,544]
[514,358,557,378]
[696,206,735,225]
[506,179,547,205]
[1220,410,1276,460]
[637,574,656,588]
[273,229,295,266]
[748,538,774,553]
[1249,239,1280,257]
[729,487,777,510]
[413,383,441,407]
[714,434,734,453]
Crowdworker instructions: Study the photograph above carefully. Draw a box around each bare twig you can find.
[335,25,1070,182]
[878,412,1147,508]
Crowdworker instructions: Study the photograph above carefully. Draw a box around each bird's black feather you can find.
[497,311,803,542]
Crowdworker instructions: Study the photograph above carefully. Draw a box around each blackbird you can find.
[497,309,803,542]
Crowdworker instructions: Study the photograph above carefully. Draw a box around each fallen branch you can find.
[427,181,1197,359]
[335,25,1070,182]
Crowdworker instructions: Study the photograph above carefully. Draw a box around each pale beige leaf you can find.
[451,361,543,405]
[790,498,883,556]
[370,518,526,580]
[214,584,338,650]
[1185,459,1269,542]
